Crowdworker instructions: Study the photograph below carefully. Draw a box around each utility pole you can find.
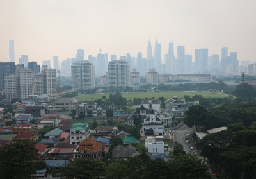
[241,72,245,84]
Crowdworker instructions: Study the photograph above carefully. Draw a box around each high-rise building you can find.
[165,42,175,74]
[146,68,158,84]
[110,55,117,61]
[221,47,228,73]
[130,69,140,89]
[19,55,28,67]
[76,49,84,61]
[195,49,208,73]
[33,73,45,96]
[211,54,220,70]
[108,60,130,87]
[28,62,40,74]
[71,61,95,90]
[9,40,15,62]
[177,46,185,74]
[0,62,15,90]
[45,68,56,95]
[53,56,59,70]
[248,63,255,76]
[137,52,143,73]
[126,53,132,71]
[184,55,192,74]
[18,68,34,99]
[42,60,51,69]
[230,52,238,75]
[96,49,108,76]
[147,39,153,69]
[154,39,161,67]
[120,56,127,61]
[4,74,18,101]
[241,60,250,67]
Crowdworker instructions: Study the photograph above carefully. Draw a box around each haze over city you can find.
[1,0,256,65]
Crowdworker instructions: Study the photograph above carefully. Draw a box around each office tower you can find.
[137,52,143,73]
[18,68,34,99]
[71,61,95,90]
[110,54,117,61]
[33,73,45,96]
[184,55,192,74]
[165,42,175,74]
[45,68,56,95]
[105,53,108,65]
[9,40,15,62]
[154,39,161,67]
[28,62,40,73]
[177,46,185,74]
[248,64,255,76]
[95,49,107,76]
[0,62,15,90]
[146,68,158,83]
[167,42,174,57]
[230,52,238,75]
[16,64,24,70]
[221,47,228,73]
[19,55,28,67]
[88,55,95,65]
[211,54,220,69]
[126,53,132,71]
[53,56,59,70]
[120,56,127,61]
[76,49,84,61]
[130,69,140,89]
[42,60,51,69]
[195,49,208,73]
[108,60,130,87]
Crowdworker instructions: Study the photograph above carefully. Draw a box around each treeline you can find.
[184,101,256,131]
[196,123,256,178]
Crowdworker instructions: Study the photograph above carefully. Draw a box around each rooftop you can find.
[42,114,58,118]
[35,144,48,152]
[13,131,37,140]
[54,98,77,104]
[44,128,63,137]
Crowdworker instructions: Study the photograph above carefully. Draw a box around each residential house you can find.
[121,136,137,144]
[59,132,69,140]
[25,106,47,119]
[0,126,12,133]
[69,123,89,145]
[16,114,32,123]
[44,128,63,139]
[42,114,60,126]
[48,142,76,160]
[141,110,164,136]
[113,110,132,123]
[16,104,25,113]
[126,105,150,126]
[35,144,48,157]
[94,126,115,139]
[37,120,55,129]
[112,144,139,159]
[117,131,130,138]
[0,139,12,147]
[37,137,60,145]
[12,131,38,141]
[12,124,33,133]
[73,137,103,160]
[145,136,168,154]
[95,137,110,147]
[45,160,70,170]
[165,96,199,119]
[52,98,78,111]
[83,101,108,117]
[58,120,74,127]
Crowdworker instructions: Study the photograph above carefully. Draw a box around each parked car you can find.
[191,147,194,150]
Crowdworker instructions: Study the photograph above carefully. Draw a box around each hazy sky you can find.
[1,0,256,66]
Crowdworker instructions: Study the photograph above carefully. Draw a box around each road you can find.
[173,125,193,153]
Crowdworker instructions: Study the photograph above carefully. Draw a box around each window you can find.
[153,148,154,152]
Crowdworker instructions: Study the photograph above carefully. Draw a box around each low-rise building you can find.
[70,123,89,145]
[35,144,48,157]
[73,137,103,160]
[42,114,60,126]
[112,144,138,159]
[44,128,63,139]
[25,106,47,119]
[142,110,164,136]
[37,121,55,129]
[94,126,115,139]
[12,124,33,133]
[12,131,38,141]
[113,110,132,123]
[145,136,167,154]
[52,98,78,111]
[16,114,32,123]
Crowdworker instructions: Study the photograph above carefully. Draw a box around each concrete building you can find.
[70,123,89,145]
[130,69,140,89]
[0,62,15,90]
[159,74,172,83]
[19,55,28,67]
[53,56,59,70]
[145,136,167,154]
[18,68,34,99]
[4,74,18,101]
[146,68,158,84]
[42,60,51,69]
[142,110,165,136]
[52,98,78,111]
[76,49,84,61]
[33,73,45,96]
[9,40,15,62]
[248,63,255,76]
[171,74,212,82]
[71,61,95,90]
[28,62,40,74]
[99,73,108,85]
[45,68,56,95]
[108,60,130,87]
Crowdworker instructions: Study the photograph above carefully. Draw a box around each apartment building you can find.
[130,69,140,89]
[71,61,95,90]
[146,68,158,84]
[4,74,18,101]
[108,60,130,87]
[19,68,34,99]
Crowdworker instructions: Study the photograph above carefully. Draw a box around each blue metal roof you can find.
[37,137,60,144]
[44,128,63,136]
[95,137,110,145]
[45,160,70,167]
[17,114,31,121]
[151,153,171,159]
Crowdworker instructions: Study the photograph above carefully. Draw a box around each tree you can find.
[145,158,172,179]
[116,122,125,131]
[35,159,46,170]
[11,98,22,104]
[173,154,212,179]
[105,160,127,179]
[233,83,256,99]
[106,109,113,117]
[69,110,76,118]
[173,143,186,156]
[60,158,105,179]
[0,139,38,179]
[90,120,98,129]
[137,146,151,163]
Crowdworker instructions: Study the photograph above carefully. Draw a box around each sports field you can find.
[0,134,16,140]
[76,91,226,102]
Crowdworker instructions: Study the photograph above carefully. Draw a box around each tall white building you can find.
[146,68,158,84]
[71,61,95,90]
[45,68,56,95]
[108,60,130,87]
[33,73,45,96]
[130,69,140,89]
[18,68,34,99]
[53,56,59,70]
[4,74,18,101]
[248,63,255,76]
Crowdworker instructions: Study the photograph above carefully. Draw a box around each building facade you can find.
[108,60,130,87]
[146,68,158,84]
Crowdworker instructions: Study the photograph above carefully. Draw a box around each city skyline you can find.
[1,0,256,65]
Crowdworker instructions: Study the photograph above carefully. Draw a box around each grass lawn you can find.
[0,134,16,140]
[164,139,173,147]
[76,91,226,101]
[169,151,173,157]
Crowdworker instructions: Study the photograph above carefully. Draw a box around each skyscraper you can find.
[110,55,117,61]
[184,55,192,73]
[9,40,14,62]
[154,39,161,67]
[42,60,51,69]
[19,55,28,67]
[165,42,175,74]
[28,62,40,73]
[195,49,208,73]
[230,52,238,74]
[221,47,228,73]
[108,60,130,87]
[53,56,59,70]
[147,39,153,69]
[76,49,84,61]
[0,62,15,90]
[96,49,107,76]
[167,42,174,57]
[177,46,185,74]
[211,54,220,70]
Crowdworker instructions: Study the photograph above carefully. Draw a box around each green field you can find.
[76,92,226,102]
[0,134,16,140]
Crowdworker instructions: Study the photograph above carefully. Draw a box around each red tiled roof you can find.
[35,144,48,152]
[118,133,126,138]
[78,137,102,153]
[42,114,58,118]
[52,148,73,153]
[59,132,69,139]
[14,124,33,128]
[13,131,37,140]
[60,118,68,121]
[3,126,12,130]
